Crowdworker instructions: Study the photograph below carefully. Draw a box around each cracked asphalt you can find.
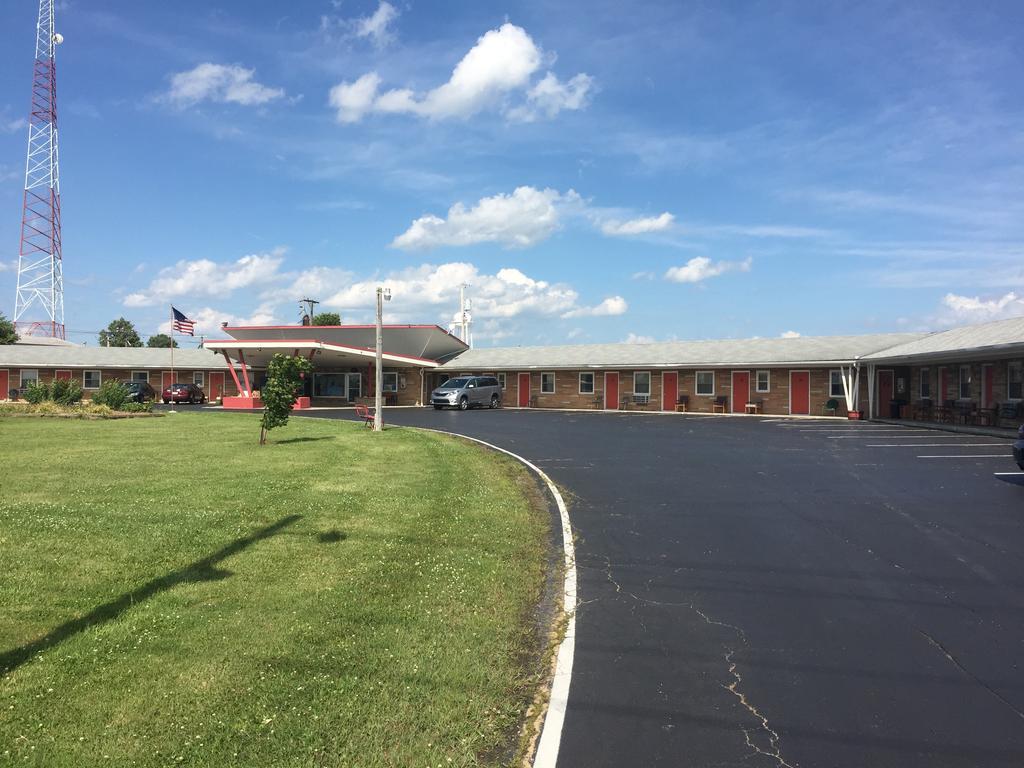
[294,407,1024,767]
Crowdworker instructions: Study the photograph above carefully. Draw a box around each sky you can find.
[1,0,1023,348]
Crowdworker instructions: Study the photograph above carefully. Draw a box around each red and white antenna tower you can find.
[14,0,64,339]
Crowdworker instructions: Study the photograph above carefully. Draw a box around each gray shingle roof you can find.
[0,343,236,369]
[862,315,1024,362]
[440,332,929,370]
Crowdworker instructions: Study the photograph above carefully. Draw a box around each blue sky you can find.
[1,0,1023,347]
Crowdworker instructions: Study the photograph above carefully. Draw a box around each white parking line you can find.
[826,433,932,439]
[994,472,1024,476]
[866,443,1010,448]
[918,454,1012,459]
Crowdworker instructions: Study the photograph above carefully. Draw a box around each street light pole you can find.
[374,286,390,432]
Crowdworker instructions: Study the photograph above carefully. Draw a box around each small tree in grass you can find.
[260,353,313,445]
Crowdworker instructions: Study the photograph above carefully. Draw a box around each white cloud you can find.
[780,330,801,338]
[623,333,655,344]
[124,249,286,306]
[941,291,1024,321]
[2,117,26,134]
[601,212,675,237]
[392,186,573,250]
[356,1,399,48]
[157,303,282,337]
[329,23,592,123]
[665,256,752,284]
[165,63,285,108]
[561,296,628,319]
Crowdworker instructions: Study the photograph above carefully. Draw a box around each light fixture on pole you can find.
[374,286,391,432]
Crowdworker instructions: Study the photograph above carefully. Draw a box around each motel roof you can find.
[219,324,467,362]
[861,315,1024,364]
[203,338,440,369]
[0,342,235,370]
[437,332,931,371]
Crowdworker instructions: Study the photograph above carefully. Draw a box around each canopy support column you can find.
[221,350,243,394]
[238,350,253,396]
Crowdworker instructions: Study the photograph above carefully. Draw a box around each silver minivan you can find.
[431,376,502,410]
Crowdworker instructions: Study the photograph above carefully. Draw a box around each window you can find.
[919,368,931,399]
[193,371,204,388]
[633,371,651,396]
[755,370,770,393]
[958,366,971,400]
[579,372,595,394]
[1008,361,1022,400]
[20,369,39,388]
[541,372,556,394]
[383,372,398,392]
[131,370,149,383]
[83,370,102,389]
[496,372,506,389]
[696,371,714,396]
[829,370,845,399]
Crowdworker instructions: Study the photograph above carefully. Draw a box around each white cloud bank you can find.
[780,330,801,338]
[165,63,285,108]
[942,291,1024,321]
[392,186,575,250]
[561,296,628,319]
[329,23,592,123]
[601,212,675,237]
[355,1,399,48]
[124,250,286,306]
[665,256,752,284]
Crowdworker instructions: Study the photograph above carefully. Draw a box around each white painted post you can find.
[374,287,384,432]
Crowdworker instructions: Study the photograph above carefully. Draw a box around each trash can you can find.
[889,400,902,419]
[8,388,18,401]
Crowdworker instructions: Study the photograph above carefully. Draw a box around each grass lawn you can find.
[0,413,551,767]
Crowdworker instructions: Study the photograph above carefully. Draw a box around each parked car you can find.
[1014,424,1024,471]
[431,376,502,410]
[162,382,206,404]
[124,381,156,403]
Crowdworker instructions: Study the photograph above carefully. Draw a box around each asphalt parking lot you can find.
[292,407,1024,767]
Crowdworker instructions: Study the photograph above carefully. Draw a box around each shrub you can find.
[82,403,113,417]
[23,381,52,404]
[259,353,313,445]
[51,377,83,405]
[120,402,152,413]
[91,380,129,410]
[34,401,63,416]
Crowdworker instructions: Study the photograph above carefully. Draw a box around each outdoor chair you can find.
[912,398,933,421]
[712,396,728,413]
[745,399,764,414]
[354,402,375,428]
[955,400,975,425]
[998,401,1022,428]
[822,398,839,416]
[675,395,689,412]
[935,399,955,423]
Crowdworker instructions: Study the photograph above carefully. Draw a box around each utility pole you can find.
[300,297,319,325]
[374,286,390,432]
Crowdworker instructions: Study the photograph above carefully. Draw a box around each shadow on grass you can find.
[317,529,347,543]
[275,436,336,444]
[0,514,302,675]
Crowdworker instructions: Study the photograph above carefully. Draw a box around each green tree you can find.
[0,312,18,345]
[312,312,341,326]
[98,317,141,347]
[259,353,313,445]
[146,333,178,348]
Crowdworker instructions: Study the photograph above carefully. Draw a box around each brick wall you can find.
[1,367,242,401]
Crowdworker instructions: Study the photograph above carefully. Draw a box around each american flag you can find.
[171,307,196,336]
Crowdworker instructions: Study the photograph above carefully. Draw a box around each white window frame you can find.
[695,371,715,396]
[83,370,102,390]
[1008,361,1022,401]
[755,370,770,393]
[919,368,930,399]
[20,369,39,389]
[828,369,845,399]
[382,371,398,393]
[496,372,506,390]
[541,372,556,394]
[193,371,205,388]
[958,365,971,400]
[131,370,149,383]
[579,372,595,394]
[633,371,651,396]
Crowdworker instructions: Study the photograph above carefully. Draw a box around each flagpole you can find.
[169,307,175,409]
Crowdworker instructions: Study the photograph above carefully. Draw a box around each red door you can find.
[0,370,8,399]
[162,371,174,389]
[55,370,72,380]
[790,371,810,414]
[982,365,994,408]
[877,370,894,418]
[605,372,619,409]
[939,368,950,402]
[209,371,225,401]
[731,371,750,413]
[662,371,678,411]
[518,373,531,407]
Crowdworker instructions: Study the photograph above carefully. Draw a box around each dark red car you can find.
[162,382,206,404]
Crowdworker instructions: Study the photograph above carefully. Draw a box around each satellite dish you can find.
[53,33,64,45]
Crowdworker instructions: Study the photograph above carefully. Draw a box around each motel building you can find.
[2,315,1022,429]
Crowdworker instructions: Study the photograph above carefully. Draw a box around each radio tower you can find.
[14,0,64,339]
